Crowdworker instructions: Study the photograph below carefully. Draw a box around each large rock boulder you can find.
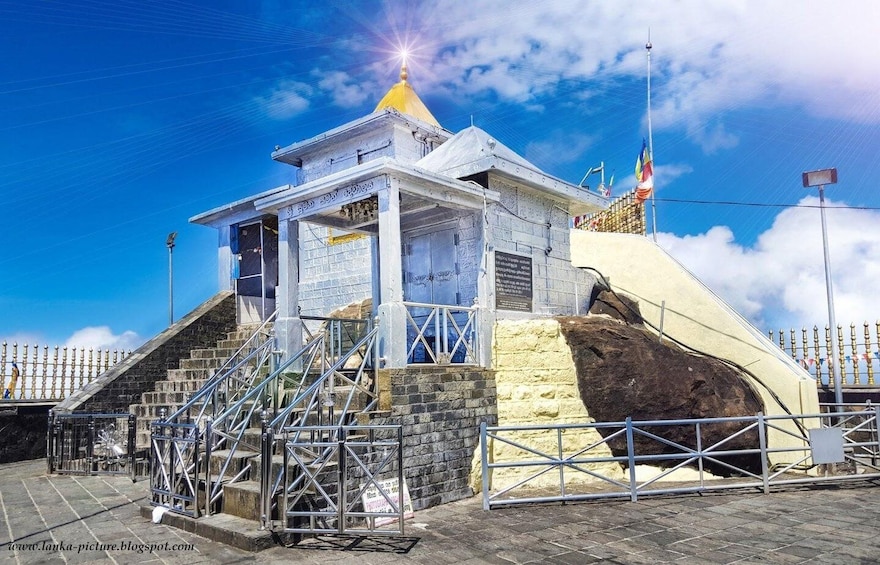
[557,316,764,475]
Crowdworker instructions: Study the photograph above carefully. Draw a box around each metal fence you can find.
[47,412,137,480]
[1,342,131,401]
[769,322,880,387]
[480,409,880,509]
[278,424,406,535]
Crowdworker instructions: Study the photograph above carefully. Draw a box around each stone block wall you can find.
[489,178,595,316]
[54,292,237,414]
[484,318,623,487]
[0,403,51,463]
[298,222,373,317]
[371,365,497,510]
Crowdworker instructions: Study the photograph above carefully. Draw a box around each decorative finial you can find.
[400,63,408,82]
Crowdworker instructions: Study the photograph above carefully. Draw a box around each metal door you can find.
[405,227,458,305]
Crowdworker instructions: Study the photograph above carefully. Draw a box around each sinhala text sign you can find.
[494,251,533,312]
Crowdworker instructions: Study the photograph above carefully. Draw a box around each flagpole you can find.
[646,35,657,242]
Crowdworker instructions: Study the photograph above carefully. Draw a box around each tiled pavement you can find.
[2,459,880,564]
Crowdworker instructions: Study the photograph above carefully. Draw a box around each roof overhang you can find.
[189,184,290,228]
[271,108,452,167]
[451,155,607,217]
[254,157,500,233]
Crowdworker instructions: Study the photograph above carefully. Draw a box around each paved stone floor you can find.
[2,459,880,564]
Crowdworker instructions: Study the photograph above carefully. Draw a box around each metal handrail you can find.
[403,301,479,365]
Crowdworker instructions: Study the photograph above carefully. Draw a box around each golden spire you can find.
[374,62,439,127]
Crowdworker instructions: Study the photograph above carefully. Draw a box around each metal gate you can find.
[279,425,407,535]
[47,412,137,480]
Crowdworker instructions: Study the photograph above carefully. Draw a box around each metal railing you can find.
[149,314,378,520]
[769,322,880,387]
[403,302,479,365]
[278,424,405,535]
[48,412,137,480]
[260,325,379,528]
[480,409,880,509]
[1,343,131,401]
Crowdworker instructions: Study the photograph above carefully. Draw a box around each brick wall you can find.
[370,366,497,510]
[0,404,51,463]
[54,292,237,414]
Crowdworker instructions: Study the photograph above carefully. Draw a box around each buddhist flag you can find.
[634,139,653,203]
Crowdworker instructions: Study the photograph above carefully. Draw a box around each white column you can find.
[218,225,234,291]
[275,215,303,362]
[477,215,495,368]
[376,176,407,367]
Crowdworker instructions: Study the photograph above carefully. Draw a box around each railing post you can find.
[873,406,880,468]
[87,416,95,476]
[127,414,136,482]
[338,425,346,534]
[260,414,272,530]
[193,421,201,518]
[757,413,770,494]
[47,410,55,474]
[204,418,213,516]
[480,421,490,510]
[625,417,638,502]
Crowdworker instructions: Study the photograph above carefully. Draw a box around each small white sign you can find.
[361,477,414,527]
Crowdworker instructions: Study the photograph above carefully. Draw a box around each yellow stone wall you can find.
[471,318,624,491]
[570,230,820,466]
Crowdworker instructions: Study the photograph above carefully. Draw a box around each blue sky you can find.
[2,0,879,352]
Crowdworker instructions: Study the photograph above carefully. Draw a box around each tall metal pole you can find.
[802,168,840,406]
[646,36,657,243]
[818,185,843,406]
[167,232,177,327]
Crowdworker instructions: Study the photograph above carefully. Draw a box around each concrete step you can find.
[140,390,190,405]
[180,357,229,370]
[154,378,209,393]
[209,448,259,478]
[139,505,293,552]
[190,347,238,360]
[165,368,213,382]
[220,480,264,522]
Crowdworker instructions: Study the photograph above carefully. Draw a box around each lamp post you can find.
[166,232,177,327]
[802,168,841,406]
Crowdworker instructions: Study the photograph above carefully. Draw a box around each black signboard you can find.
[495,251,533,312]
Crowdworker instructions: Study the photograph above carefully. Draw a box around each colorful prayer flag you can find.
[634,139,653,203]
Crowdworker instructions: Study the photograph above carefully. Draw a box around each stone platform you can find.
[3,458,880,564]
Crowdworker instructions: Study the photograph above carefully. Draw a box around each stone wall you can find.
[298,222,372,317]
[488,178,594,316]
[483,318,623,487]
[54,292,237,414]
[371,365,497,510]
[0,403,51,463]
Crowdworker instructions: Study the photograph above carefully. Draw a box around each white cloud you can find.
[63,327,143,352]
[658,197,880,331]
[316,70,372,108]
[259,80,312,119]
[411,1,880,150]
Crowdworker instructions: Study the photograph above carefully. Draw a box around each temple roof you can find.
[374,64,440,127]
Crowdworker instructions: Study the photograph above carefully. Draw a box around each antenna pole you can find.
[646,33,657,242]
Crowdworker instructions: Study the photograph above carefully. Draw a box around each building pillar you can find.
[275,216,302,363]
[218,225,234,291]
[376,177,407,368]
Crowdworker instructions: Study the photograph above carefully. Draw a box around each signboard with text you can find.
[280,175,383,221]
[361,477,414,527]
[495,251,533,312]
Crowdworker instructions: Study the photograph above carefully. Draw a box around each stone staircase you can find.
[128,325,264,450]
